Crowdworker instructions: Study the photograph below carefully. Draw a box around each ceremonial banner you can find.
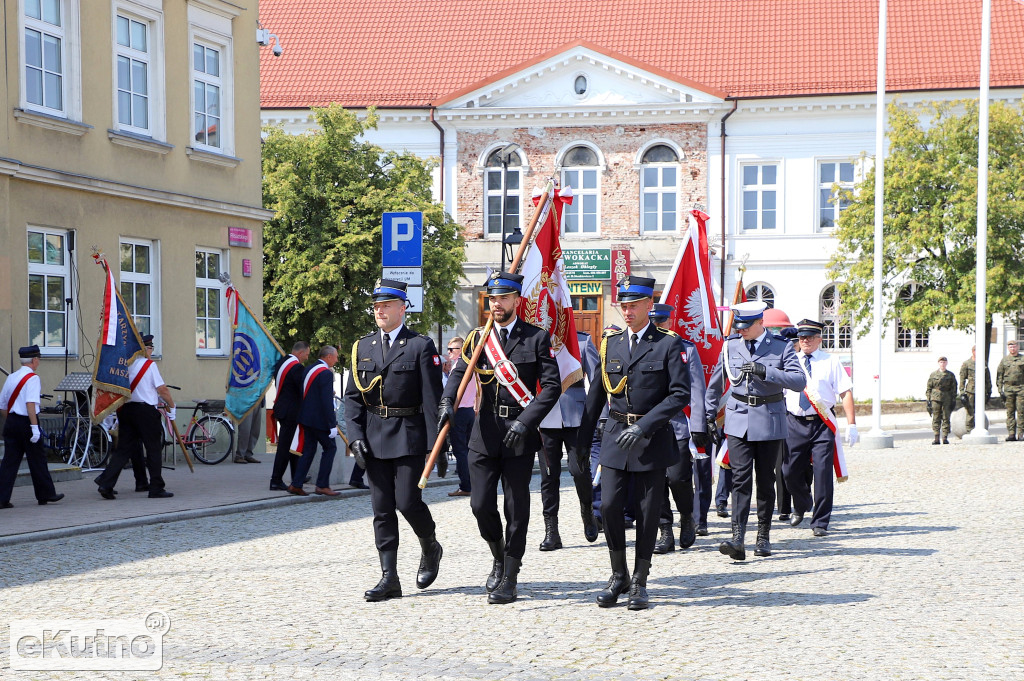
[517,185,583,429]
[224,287,285,424]
[91,255,147,422]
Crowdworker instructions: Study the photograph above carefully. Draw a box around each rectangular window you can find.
[192,42,221,149]
[895,322,929,351]
[640,166,678,233]
[561,169,599,234]
[115,13,150,132]
[119,238,158,342]
[23,0,65,113]
[27,228,71,353]
[818,161,855,229]
[188,5,234,156]
[195,248,226,354]
[484,167,520,237]
[741,164,778,231]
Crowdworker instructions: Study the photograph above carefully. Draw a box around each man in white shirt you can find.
[783,319,857,537]
[0,345,63,508]
[95,335,176,499]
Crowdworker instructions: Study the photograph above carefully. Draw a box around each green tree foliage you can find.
[829,100,1024,335]
[262,105,465,354]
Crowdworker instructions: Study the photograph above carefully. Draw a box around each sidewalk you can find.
[838,407,1005,431]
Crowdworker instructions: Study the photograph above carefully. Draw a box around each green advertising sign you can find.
[563,248,611,280]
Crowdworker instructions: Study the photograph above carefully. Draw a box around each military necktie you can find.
[630,333,639,356]
[383,333,391,355]
[799,354,812,410]
[746,339,756,355]
[500,327,509,348]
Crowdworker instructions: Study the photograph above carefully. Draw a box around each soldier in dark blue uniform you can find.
[578,278,691,610]
[439,272,561,604]
[706,301,805,561]
[345,279,445,602]
[269,341,309,491]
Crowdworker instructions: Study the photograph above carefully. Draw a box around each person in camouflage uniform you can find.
[959,346,992,432]
[926,357,957,445]
[996,340,1024,441]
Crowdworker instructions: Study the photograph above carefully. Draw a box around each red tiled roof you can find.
[259,0,1024,109]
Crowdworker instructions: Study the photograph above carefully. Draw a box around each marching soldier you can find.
[438,272,561,604]
[926,357,957,445]
[959,346,991,432]
[996,340,1024,441]
[345,279,445,601]
[0,345,63,508]
[705,301,805,561]
[577,278,691,610]
[648,303,709,554]
[269,341,310,490]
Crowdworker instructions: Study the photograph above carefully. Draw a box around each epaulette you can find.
[655,327,679,338]
[726,333,741,340]
[359,331,375,339]
[602,327,625,339]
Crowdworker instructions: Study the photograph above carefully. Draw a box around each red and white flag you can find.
[517,184,583,429]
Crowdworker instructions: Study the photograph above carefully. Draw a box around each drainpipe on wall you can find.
[719,99,739,325]
[430,108,446,350]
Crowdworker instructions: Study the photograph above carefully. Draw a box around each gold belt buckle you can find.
[627,413,639,425]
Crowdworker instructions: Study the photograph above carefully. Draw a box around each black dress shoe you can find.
[38,493,65,505]
[582,509,599,543]
[678,516,697,549]
[623,517,635,529]
[778,513,790,522]
[813,527,828,537]
[135,484,150,492]
[348,481,369,490]
[269,482,289,491]
[790,512,804,527]
[98,487,116,500]
[696,522,709,536]
[1,502,13,509]
[148,490,174,498]
[716,504,729,518]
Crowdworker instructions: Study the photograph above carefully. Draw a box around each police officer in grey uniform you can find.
[706,301,805,561]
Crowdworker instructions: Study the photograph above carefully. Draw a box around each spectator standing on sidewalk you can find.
[926,357,957,445]
[445,337,474,498]
[996,340,1024,441]
[233,398,264,464]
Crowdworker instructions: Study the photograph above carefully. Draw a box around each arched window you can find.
[745,283,775,309]
[640,144,679,233]
[820,284,851,350]
[895,284,930,351]
[483,147,522,238]
[560,145,600,235]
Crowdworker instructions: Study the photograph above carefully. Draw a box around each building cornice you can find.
[0,156,273,221]
[436,103,726,125]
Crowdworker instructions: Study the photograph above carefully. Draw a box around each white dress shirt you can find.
[786,349,853,415]
[0,366,41,416]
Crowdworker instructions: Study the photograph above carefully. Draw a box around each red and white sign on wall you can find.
[610,245,631,305]
[228,227,252,248]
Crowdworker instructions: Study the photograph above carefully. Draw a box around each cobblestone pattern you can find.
[2,436,1022,680]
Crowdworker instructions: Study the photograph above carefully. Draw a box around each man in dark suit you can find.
[577,277,691,610]
[537,330,601,550]
[345,278,445,602]
[706,301,806,561]
[269,341,309,491]
[439,271,561,605]
[288,346,340,496]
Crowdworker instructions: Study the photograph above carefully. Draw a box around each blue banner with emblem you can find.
[224,287,284,424]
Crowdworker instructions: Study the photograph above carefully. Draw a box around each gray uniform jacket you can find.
[705,333,806,441]
[549,331,599,428]
[670,339,705,440]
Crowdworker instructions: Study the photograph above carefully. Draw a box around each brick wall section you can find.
[456,123,707,240]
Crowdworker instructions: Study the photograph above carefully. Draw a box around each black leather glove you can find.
[503,420,528,451]
[691,430,710,449]
[740,361,767,379]
[960,394,970,410]
[705,413,722,447]
[437,397,455,432]
[615,424,646,452]
[350,439,369,469]
[1000,392,1006,402]
[926,401,933,416]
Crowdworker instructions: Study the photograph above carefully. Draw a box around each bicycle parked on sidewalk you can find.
[38,393,112,470]
[158,389,235,465]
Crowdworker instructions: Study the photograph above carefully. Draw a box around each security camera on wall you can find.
[273,43,283,57]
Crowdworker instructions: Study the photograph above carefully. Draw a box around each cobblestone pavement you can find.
[2,435,1022,680]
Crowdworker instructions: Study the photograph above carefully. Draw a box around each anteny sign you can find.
[562,248,611,280]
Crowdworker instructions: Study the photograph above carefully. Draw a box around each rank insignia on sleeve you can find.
[433,355,441,366]
[681,351,688,363]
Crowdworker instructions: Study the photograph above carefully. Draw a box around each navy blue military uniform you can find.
[291,357,338,490]
[269,351,307,489]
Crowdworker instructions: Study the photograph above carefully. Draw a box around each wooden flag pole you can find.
[418,180,555,489]
[167,415,196,473]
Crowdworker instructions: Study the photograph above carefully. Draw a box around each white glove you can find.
[30,425,41,443]
[167,407,176,421]
[846,424,859,446]
[330,427,338,439]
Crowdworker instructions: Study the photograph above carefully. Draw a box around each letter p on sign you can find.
[382,212,423,268]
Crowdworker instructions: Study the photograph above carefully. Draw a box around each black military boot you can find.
[627,558,651,611]
[539,516,563,551]
[364,550,402,602]
[932,435,941,445]
[719,521,746,561]
[754,521,772,557]
[653,523,675,554]
[485,539,505,593]
[596,550,631,607]
[581,504,599,543]
[416,533,443,589]
[678,515,697,549]
[487,556,521,604]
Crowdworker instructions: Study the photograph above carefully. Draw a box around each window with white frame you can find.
[818,161,855,229]
[741,164,778,230]
[561,146,600,235]
[195,248,226,354]
[192,43,221,149]
[895,284,930,351]
[22,0,66,114]
[112,1,164,138]
[745,283,775,309]
[640,144,679,233]
[820,284,852,350]
[120,239,157,340]
[27,228,71,353]
[188,5,234,155]
[483,148,522,238]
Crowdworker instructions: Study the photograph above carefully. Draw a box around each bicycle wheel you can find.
[84,425,112,469]
[188,415,234,465]
[61,403,82,465]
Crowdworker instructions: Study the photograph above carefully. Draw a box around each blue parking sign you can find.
[382,212,423,268]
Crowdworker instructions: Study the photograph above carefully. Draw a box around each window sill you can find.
[186,147,241,168]
[196,354,228,359]
[14,109,92,136]
[108,129,174,155]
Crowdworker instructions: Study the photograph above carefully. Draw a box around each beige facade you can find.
[1,0,272,405]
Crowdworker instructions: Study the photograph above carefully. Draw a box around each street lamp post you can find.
[495,143,520,272]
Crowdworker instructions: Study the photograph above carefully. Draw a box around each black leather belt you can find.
[367,404,422,418]
[609,409,646,426]
[491,404,524,419]
[731,393,784,406]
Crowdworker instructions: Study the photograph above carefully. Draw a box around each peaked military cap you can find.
[372,278,409,302]
[617,276,656,302]
[796,319,826,337]
[18,345,41,358]
[649,303,674,321]
[486,271,523,295]
[732,300,767,329]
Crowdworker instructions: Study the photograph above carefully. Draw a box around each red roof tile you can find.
[259,0,1024,108]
